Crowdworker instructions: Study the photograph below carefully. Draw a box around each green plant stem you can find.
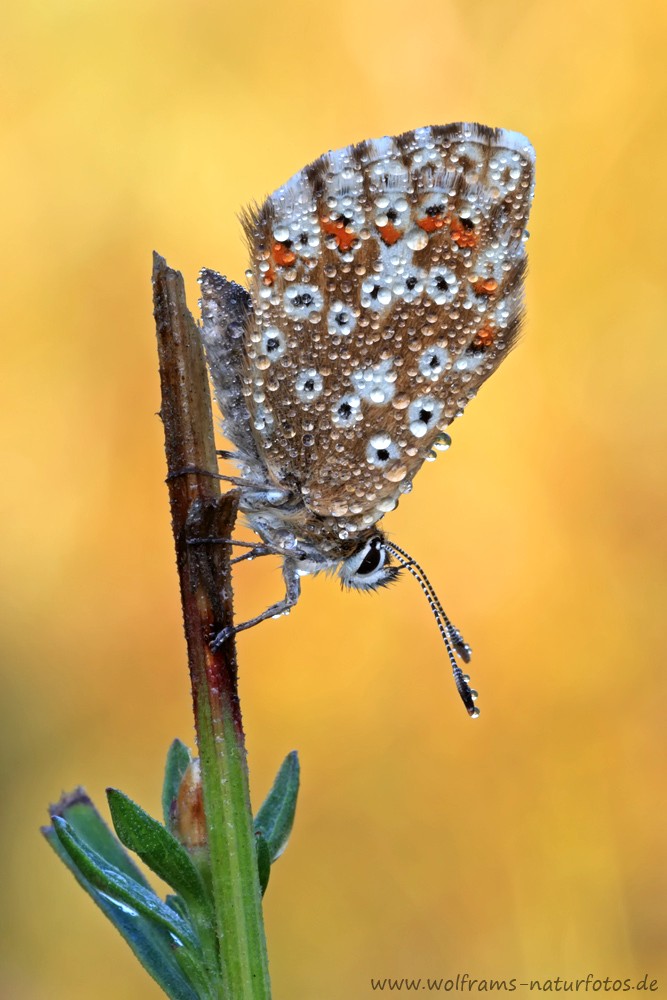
[152,253,271,999]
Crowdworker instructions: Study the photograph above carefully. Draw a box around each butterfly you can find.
[199,122,535,716]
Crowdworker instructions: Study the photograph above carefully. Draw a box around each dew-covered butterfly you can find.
[199,122,535,716]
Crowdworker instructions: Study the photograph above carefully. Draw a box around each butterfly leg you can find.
[210,561,301,649]
[166,464,273,491]
[231,545,274,565]
[188,537,263,549]
[187,536,278,566]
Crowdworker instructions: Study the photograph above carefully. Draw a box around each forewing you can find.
[241,123,535,536]
[199,270,266,478]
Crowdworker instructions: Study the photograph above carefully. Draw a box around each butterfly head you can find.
[338,532,400,591]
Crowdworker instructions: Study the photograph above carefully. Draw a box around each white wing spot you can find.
[408,396,444,438]
[283,284,323,318]
[295,368,324,402]
[392,262,427,303]
[327,301,357,337]
[332,393,362,427]
[260,326,286,361]
[418,346,450,381]
[425,268,459,305]
[351,359,397,404]
[361,276,393,312]
[367,433,400,468]
[373,192,410,230]
[455,353,485,373]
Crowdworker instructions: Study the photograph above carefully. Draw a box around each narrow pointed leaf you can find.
[255,831,271,896]
[171,935,217,1000]
[107,788,211,920]
[43,795,201,1000]
[49,787,152,887]
[44,826,200,1000]
[162,739,192,831]
[166,893,190,920]
[52,816,199,950]
[254,751,300,861]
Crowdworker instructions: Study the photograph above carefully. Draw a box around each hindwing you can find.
[238,123,535,536]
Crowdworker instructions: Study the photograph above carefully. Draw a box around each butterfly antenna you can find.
[385,541,479,718]
[386,540,472,662]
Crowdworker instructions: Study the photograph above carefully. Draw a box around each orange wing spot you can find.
[472,278,499,296]
[263,266,275,286]
[416,215,447,233]
[377,222,402,246]
[272,242,296,267]
[320,216,357,252]
[471,324,496,350]
[450,218,479,248]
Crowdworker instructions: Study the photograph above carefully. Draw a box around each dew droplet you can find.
[383,464,407,483]
[409,420,428,439]
[434,432,452,451]
[329,501,349,516]
[370,433,391,449]
[406,229,429,251]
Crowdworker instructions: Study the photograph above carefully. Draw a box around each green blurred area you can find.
[1,1,666,997]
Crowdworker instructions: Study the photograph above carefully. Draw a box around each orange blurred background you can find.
[2,1,666,997]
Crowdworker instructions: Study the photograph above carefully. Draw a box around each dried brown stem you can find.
[152,252,270,999]
[152,250,238,715]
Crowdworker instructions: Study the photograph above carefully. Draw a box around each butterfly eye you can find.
[339,534,398,591]
[356,537,385,575]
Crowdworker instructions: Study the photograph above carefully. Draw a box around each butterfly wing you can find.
[240,123,535,536]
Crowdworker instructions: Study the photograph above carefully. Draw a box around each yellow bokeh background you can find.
[2,1,666,997]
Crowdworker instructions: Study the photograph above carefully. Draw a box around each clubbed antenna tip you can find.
[385,541,480,718]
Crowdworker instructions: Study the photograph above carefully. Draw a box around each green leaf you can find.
[49,787,152,887]
[43,794,200,1000]
[163,739,192,832]
[171,935,217,1000]
[254,751,300,861]
[52,816,199,950]
[107,788,211,920]
[255,831,271,897]
[166,893,190,920]
[106,789,220,984]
